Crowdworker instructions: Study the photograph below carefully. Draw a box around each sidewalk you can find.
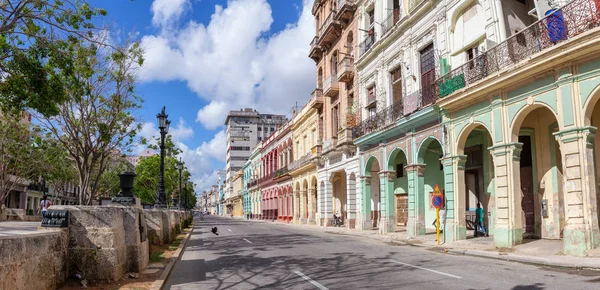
[0,221,47,237]
[237,217,600,270]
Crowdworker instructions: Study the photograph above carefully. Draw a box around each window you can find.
[467,46,480,69]
[258,127,262,131]
[391,66,402,104]
[230,146,251,151]
[396,163,404,178]
[369,106,377,118]
[368,9,374,26]
[271,127,275,132]
[367,85,376,108]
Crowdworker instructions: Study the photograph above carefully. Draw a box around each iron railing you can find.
[288,152,314,171]
[435,0,600,99]
[353,101,404,138]
[273,166,289,179]
[381,8,402,36]
[359,31,376,56]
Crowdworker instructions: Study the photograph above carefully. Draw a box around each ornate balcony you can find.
[352,101,404,139]
[273,166,289,180]
[308,88,324,109]
[335,0,357,22]
[288,151,318,171]
[381,8,402,36]
[435,0,600,100]
[322,138,337,154]
[359,32,376,56]
[318,10,341,48]
[337,56,354,83]
[309,36,322,62]
[323,76,339,97]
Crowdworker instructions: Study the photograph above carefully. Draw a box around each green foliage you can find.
[37,39,144,205]
[0,113,47,203]
[0,0,109,116]
[94,156,133,198]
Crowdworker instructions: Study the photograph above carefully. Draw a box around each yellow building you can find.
[289,96,323,224]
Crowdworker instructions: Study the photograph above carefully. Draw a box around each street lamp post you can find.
[177,158,183,209]
[155,106,171,208]
[183,181,188,210]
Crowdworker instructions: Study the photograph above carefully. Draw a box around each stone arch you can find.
[510,103,562,142]
[417,136,444,164]
[387,147,408,171]
[583,83,600,126]
[364,155,379,176]
[310,175,318,224]
[511,104,565,241]
[456,121,494,155]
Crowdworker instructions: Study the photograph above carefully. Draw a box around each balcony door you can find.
[420,44,435,106]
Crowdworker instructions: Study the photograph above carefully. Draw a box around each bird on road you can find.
[211,227,219,235]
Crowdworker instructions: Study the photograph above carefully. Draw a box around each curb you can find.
[445,248,600,270]
[150,220,194,290]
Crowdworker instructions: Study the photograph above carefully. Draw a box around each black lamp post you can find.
[177,158,183,209]
[155,106,171,208]
[183,181,188,210]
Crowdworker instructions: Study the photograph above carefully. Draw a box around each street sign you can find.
[431,184,443,209]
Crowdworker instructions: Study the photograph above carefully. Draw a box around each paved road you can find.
[164,215,600,290]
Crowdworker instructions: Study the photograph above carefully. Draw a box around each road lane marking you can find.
[390,260,462,279]
[243,238,253,244]
[294,271,329,290]
[228,229,232,232]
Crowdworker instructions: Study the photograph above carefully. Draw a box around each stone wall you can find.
[0,230,69,290]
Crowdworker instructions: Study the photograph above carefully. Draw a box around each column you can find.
[406,164,426,237]
[308,188,317,224]
[555,127,600,256]
[346,177,357,229]
[294,190,301,223]
[300,190,307,224]
[441,155,467,242]
[488,143,524,248]
[359,176,372,230]
[323,179,333,227]
[379,171,396,234]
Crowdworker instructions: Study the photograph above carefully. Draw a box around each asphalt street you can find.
[164,215,600,290]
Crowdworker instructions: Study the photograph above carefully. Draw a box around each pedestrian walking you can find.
[38,195,51,219]
[475,202,488,237]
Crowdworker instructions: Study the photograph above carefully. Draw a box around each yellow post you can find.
[436,207,440,246]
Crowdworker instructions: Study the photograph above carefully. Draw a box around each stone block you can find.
[0,231,68,290]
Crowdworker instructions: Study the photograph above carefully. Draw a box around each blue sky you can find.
[90,0,316,191]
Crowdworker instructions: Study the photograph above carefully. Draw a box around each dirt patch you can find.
[60,227,192,290]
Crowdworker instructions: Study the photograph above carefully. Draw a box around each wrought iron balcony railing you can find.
[353,101,404,139]
[381,8,402,36]
[435,0,600,99]
[273,166,289,179]
[359,32,376,56]
[288,151,317,171]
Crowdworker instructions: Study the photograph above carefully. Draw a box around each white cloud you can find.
[170,117,194,141]
[140,0,316,130]
[198,129,226,162]
[151,0,191,28]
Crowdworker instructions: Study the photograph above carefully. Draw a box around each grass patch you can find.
[149,251,166,263]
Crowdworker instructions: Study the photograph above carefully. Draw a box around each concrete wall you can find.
[0,231,69,290]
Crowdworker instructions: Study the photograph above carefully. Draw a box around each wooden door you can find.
[519,136,535,234]
[420,44,436,106]
[396,195,408,226]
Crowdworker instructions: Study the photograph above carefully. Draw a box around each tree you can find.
[0,0,108,116]
[34,129,78,201]
[0,113,45,205]
[94,155,133,198]
[37,40,143,205]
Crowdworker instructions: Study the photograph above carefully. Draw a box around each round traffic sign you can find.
[432,195,443,208]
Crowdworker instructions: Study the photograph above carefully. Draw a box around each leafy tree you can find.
[34,129,78,200]
[94,155,133,198]
[0,0,108,116]
[0,112,45,205]
[37,40,143,205]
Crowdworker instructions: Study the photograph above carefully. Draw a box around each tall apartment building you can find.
[224,109,287,191]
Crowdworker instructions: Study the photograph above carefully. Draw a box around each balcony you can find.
[273,166,289,180]
[247,179,258,189]
[309,36,322,62]
[352,101,404,139]
[435,0,600,100]
[308,88,324,109]
[318,10,342,48]
[381,8,402,36]
[359,31,376,56]
[335,0,357,22]
[337,56,354,83]
[323,76,339,97]
[322,138,337,153]
[288,151,318,171]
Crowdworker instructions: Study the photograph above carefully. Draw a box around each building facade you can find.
[311,0,362,229]
[289,101,321,225]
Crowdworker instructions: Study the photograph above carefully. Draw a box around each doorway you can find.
[519,135,536,237]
